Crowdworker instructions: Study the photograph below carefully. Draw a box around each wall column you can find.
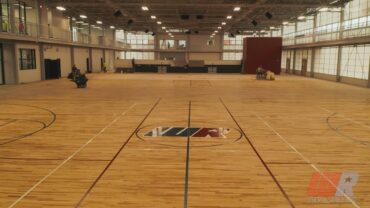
[294,22,297,45]
[71,46,75,66]
[310,48,315,77]
[88,25,92,44]
[103,49,106,63]
[336,7,345,83]
[39,43,45,80]
[69,18,73,41]
[113,29,116,47]
[88,48,92,73]
[312,14,317,43]
[339,7,345,40]
[367,58,370,88]
[292,49,296,74]
[336,46,342,82]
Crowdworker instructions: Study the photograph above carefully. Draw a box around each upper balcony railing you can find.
[0,20,127,49]
[283,16,370,46]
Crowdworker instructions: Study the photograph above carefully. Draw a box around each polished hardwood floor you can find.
[0,73,369,208]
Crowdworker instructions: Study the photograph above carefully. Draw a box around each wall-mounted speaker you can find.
[265,12,273,19]
[181,15,190,20]
[114,10,123,17]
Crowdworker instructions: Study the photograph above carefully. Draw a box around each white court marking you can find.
[8,103,137,208]
[254,113,360,208]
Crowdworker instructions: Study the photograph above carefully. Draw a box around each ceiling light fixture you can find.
[151,15,156,19]
[221,22,226,25]
[157,21,162,25]
[96,21,102,24]
[80,15,87,19]
[142,6,149,11]
[298,16,306,20]
[234,7,241,12]
[227,15,232,19]
[110,26,115,29]
[56,6,66,11]
[218,26,222,29]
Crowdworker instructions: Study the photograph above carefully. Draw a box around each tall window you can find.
[178,40,187,49]
[0,0,9,32]
[314,47,338,75]
[296,19,314,44]
[343,0,370,37]
[125,51,154,60]
[19,49,36,70]
[223,52,243,60]
[126,32,155,49]
[159,40,175,49]
[282,24,296,45]
[16,1,26,34]
[340,44,370,79]
[223,34,244,50]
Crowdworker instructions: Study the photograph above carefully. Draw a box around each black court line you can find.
[219,98,296,208]
[326,112,370,147]
[0,119,16,127]
[0,104,57,146]
[75,98,161,207]
[183,101,191,208]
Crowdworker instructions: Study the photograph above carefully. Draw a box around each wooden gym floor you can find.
[0,73,369,208]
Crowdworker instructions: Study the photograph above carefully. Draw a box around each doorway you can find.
[286,58,291,73]
[44,59,61,80]
[101,58,104,72]
[0,44,4,85]
[301,59,308,76]
[86,58,90,73]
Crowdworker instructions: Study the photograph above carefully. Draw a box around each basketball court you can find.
[0,74,369,207]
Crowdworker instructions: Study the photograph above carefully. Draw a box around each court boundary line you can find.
[326,112,370,147]
[318,106,370,130]
[75,98,161,207]
[254,112,360,208]
[7,103,137,208]
[183,101,191,208]
[219,97,296,208]
[0,103,57,146]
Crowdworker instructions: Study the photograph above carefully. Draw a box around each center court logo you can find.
[137,125,242,147]
[144,127,231,138]
[307,172,359,203]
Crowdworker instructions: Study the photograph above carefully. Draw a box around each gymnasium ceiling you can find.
[45,0,346,34]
